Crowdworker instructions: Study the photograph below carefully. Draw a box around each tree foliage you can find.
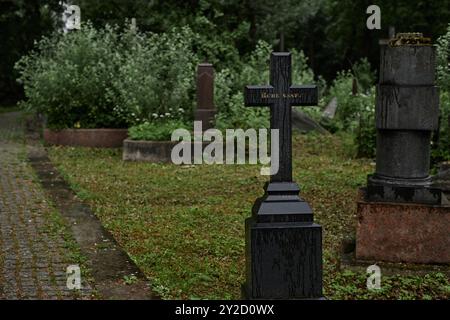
[3,0,450,104]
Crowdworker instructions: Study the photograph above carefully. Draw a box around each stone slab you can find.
[376,85,439,130]
[292,109,329,134]
[379,45,436,85]
[123,138,256,163]
[123,139,178,163]
[322,97,337,119]
[44,128,128,148]
[356,193,450,264]
[365,180,445,205]
[245,219,323,299]
[375,130,431,179]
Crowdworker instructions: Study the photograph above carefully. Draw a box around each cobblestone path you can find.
[0,112,93,299]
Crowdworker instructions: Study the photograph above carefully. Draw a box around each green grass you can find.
[47,133,449,299]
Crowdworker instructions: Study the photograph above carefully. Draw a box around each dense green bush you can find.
[327,60,375,131]
[355,88,377,158]
[320,59,376,157]
[433,23,450,163]
[16,23,124,129]
[437,24,450,93]
[214,41,271,130]
[109,26,199,126]
[16,23,199,129]
[432,90,450,163]
[214,41,325,130]
[16,21,324,135]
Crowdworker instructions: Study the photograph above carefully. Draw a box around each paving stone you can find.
[0,112,93,300]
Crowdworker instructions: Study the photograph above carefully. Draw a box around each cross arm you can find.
[289,85,318,106]
[244,85,275,107]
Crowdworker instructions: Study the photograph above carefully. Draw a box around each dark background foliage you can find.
[2,0,450,104]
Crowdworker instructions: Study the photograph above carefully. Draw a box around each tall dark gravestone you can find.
[368,33,439,203]
[195,63,216,130]
[356,33,450,264]
[243,52,323,299]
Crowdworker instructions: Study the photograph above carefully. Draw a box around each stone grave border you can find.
[44,128,128,148]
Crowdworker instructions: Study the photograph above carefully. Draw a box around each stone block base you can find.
[356,192,450,264]
[245,218,323,299]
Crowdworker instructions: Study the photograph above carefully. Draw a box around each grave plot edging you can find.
[44,128,128,148]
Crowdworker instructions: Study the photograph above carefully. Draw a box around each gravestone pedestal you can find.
[244,182,323,299]
[356,189,450,264]
[356,33,450,264]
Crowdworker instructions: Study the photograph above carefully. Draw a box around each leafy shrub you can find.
[355,88,377,158]
[432,91,450,163]
[16,23,199,129]
[15,23,125,129]
[108,26,199,126]
[328,60,375,131]
[128,120,189,141]
[437,23,450,93]
[433,23,450,163]
[214,40,271,130]
[321,59,376,157]
[351,58,375,93]
[214,41,324,130]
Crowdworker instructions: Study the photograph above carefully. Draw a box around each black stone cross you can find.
[243,52,323,299]
[244,52,318,182]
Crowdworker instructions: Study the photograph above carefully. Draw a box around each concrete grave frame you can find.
[122,138,254,163]
[123,139,181,163]
[44,128,128,148]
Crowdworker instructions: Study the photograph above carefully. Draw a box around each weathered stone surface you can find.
[375,130,431,179]
[245,220,322,299]
[376,85,439,130]
[123,139,212,163]
[292,109,329,134]
[432,163,450,192]
[365,182,443,205]
[379,45,436,85]
[368,36,439,197]
[123,139,178,163]
[322,97,337,119]
[356,193,450,264]
[44,128,128,148]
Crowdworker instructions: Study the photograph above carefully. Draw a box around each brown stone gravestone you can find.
[195,63,216,131]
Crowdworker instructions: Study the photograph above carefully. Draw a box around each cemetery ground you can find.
[46,131,449,300]
[0,109,95,299]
